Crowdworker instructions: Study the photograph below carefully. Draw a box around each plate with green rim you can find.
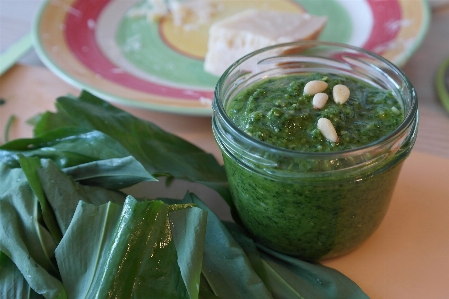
[33,0,430,116]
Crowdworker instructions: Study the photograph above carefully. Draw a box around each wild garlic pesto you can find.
[213,42,418,261]
[227,73,404,152]
[220,73,408,259]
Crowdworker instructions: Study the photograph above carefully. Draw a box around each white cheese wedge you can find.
[203,9,327,76]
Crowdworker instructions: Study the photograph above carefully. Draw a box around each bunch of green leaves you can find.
[0,91,369,298]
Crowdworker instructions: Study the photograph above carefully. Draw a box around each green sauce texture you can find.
[228,73,403,152]
[222,73,407,260]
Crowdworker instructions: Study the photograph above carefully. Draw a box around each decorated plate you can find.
[33,0,430,116]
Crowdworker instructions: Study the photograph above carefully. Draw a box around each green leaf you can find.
[225,223,369,299]
[0,127,131,169]
[92,197,189,298]
[18,155,62,243]
[0,251,44,299]
[33,111,76,135]
[63,155,157,189]
[3,115,15,143]
[198,282,221,299]
[44,91,233,209]
[56,197,207,299]
[54,201,122,299]
[258,246,370,299]
[224,223,274,294]
[163,193,273,299]
[169,207,208,299]
[36,159,127,235]
[0,164,66,299]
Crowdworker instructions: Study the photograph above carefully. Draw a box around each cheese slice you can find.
[128,0,221,29]
[204,9,327,76]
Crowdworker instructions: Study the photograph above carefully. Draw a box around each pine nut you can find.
[304,80,328,95]
[317,118,339,143]
[391,106,401,115]
[333,84,350,104]
[312,93,328,109]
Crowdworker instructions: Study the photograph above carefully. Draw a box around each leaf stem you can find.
[4,115,16,143]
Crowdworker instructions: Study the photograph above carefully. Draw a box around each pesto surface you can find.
[227,73,403,152]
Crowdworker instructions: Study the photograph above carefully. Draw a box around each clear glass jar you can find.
[212,41,418,260]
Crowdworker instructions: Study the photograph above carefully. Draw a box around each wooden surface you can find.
[0,65,220,159]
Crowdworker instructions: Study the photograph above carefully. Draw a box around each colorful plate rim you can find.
[32,0,430,116]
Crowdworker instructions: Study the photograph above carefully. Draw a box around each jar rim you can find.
[213,40,418,159]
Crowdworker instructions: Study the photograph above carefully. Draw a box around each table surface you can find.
[1,1,449,298]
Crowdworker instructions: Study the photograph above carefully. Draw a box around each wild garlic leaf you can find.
[0,127,133,169]
[225,222,369,299]
[62,155,156,189]
[169,207,208,299]
[55,200,121,299]
[45,91,233,208]
[18,155,62,242]
[32,110,76,135]
[92,198,192,298]
[0,252,43,299]
[163,193,274,299]
[257,247,370,299]
[56,197,207,299]
[37,159,127,235]
[0,163,66,299]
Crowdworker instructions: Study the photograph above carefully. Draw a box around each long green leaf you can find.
[0,163,66,298]
[0,251,44,299]
[36,159,127,235]
[18,155,62,243]
[38,91,233,208]
[32,111,75,134]
[163,193,273,299]
[93,197,189,298]
[56,196,207,299]
[223,223,274,294]
[0,163,65,298]
[169,207,208,299]
[62,156,156,189]
[55,201,122,299]
[224,222,369,299]
[258,246,370,299]
[198,282,222,299]
[0,127,132,169]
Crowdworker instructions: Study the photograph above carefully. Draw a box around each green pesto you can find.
[227,73,403,152]
[222,73,407,260]
[224,153,403,260]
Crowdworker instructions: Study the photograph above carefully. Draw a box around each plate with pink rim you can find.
[33,0,430,116]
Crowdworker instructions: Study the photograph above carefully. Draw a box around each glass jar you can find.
[212,41,418,260]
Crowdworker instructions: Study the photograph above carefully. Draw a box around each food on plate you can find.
[212,42,418,260]
[204,9,327,76]
[128,0,222,30]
